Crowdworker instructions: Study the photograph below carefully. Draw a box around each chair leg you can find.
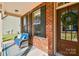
[19,41,22,48]
[19,40,28,48]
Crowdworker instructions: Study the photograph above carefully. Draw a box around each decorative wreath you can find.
[61,12,77,26]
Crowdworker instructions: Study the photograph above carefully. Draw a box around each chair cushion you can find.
[14,33,29,46]
[14,38,21,46]
[17,34,21,39]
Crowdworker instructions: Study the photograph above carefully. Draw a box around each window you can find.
[33,6,46,37]
[23,16,28,33]
[61,9,78,41]
[29,13,32,36]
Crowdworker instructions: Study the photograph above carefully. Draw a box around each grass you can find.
[3,34,18,42]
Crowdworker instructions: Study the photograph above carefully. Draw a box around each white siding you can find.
[3,16,21,35]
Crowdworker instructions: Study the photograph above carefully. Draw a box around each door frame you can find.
[55,3,79,56]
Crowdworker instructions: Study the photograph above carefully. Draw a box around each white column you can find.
[0,12,2,53]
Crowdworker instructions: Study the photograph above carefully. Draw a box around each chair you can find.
[14,33,29,48]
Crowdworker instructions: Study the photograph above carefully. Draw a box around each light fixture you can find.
[14,9,19,12]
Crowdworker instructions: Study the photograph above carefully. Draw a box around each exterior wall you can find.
[46,3,54,55]
[21,2,55,55]
[29,2,54,55]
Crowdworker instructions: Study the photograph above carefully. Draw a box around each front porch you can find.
[1,2,54,56]
[2,40,48,56]
[0,2,79,56]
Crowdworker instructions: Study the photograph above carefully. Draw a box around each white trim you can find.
[54,3,56,55]
[0,12,2,53]
[56,2,78,10]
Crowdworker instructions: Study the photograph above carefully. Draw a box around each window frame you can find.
[32,5,46,38]
[60,9,78,42]
[23,16,28,33]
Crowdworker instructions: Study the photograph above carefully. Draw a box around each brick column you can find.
[46,2,54,55]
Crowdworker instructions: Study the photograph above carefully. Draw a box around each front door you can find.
[57,3,79,56]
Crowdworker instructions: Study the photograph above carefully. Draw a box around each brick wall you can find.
[31,2,54,55]
[46,3,54,55]
[21,2,54,55]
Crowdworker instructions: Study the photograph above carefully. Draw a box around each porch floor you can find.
[2,40,48,56]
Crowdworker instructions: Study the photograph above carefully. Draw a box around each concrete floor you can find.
[54,52,63,56]
[2,40,48,56]
[26,46,48,56]
[2,40,63,56]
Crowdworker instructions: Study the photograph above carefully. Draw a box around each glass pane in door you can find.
[60,9,78,41]
[71,10,78,41]
[61,21,65,40]
[72,31,77,41]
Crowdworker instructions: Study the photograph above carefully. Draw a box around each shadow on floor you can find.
[0,52,1,56]
[2,43,15,51]
[21,45,32,56]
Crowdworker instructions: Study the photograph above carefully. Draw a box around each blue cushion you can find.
[14,38,21,46]
[14,33,29,46]
[17,34,22,39]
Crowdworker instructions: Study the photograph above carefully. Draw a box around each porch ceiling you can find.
[2,2,42,17]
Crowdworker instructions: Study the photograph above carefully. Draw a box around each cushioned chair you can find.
[14,33,29,48]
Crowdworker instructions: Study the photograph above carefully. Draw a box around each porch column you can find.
[46,2,54,55]
[20,16,24,33]
[0,11,2,55]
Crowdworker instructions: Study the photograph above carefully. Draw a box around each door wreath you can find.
[61,12,77,27]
